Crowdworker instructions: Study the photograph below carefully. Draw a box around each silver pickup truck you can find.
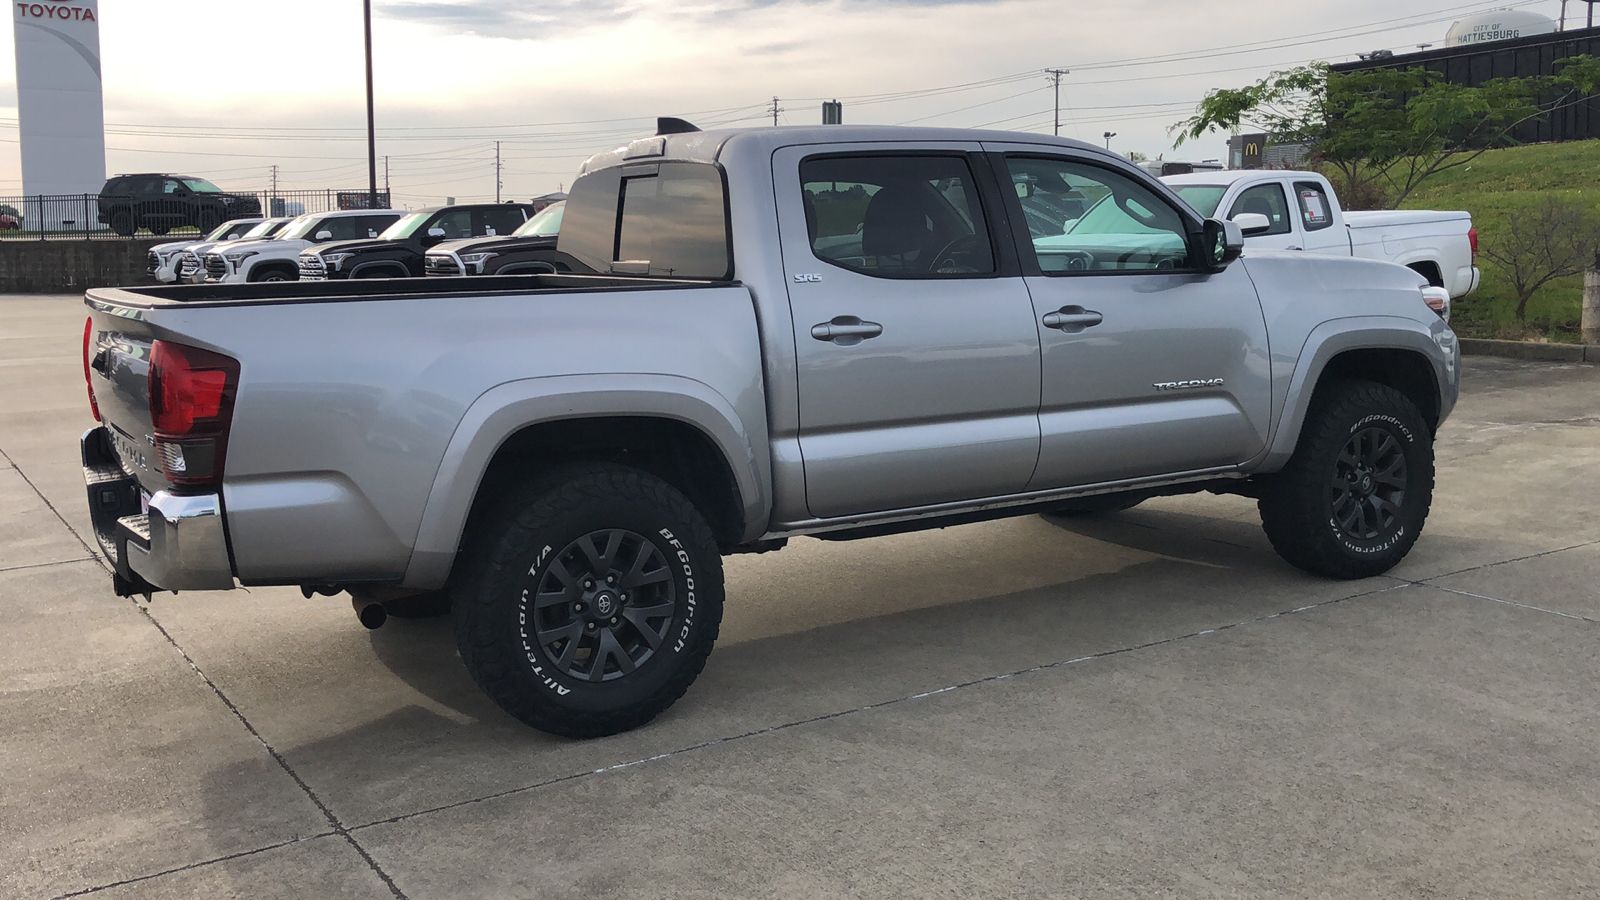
[79,123,1459,738]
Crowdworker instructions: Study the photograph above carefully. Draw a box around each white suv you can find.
[204,209,402,283]
[147,218,265,283]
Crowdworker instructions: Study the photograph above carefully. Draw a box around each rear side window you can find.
[799,154,995,278]
[1295,182,1333,231]
[1228,183,1292,236]
[559,162,730,279]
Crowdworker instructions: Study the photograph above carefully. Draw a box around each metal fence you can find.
[0,189,395,240]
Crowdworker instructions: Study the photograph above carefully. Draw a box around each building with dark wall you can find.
[1331,26,1600,144]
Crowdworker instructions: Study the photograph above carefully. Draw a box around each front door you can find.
[988,148,1272,490]
[776,144,1042,519]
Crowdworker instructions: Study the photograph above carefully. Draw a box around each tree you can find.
[1171,58,1600,208]
[1125,151,1148,162]
[1478,198,1600,321]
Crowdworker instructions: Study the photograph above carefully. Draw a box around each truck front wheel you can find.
[1257,380,1434,579]
[452,463,724,738]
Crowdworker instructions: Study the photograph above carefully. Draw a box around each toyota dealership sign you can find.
[11,0,106,211]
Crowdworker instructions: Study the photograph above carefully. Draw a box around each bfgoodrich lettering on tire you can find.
[452,462,724,738]
[1258,380,1435,579]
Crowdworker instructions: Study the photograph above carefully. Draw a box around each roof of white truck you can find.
[1162,169,1322,186]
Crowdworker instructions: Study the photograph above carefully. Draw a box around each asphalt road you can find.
[3,293,1597,899]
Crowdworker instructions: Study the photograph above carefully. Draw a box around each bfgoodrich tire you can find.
[1258,380,1434,579]
[452,463,724,738]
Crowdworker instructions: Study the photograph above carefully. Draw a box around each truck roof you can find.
[579,124,1113,174]
[1162,169,1322,186]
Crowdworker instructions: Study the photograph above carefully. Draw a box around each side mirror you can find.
[314,230,333,241]
[1231,212,1272,236]
[427,227,446,238]
[1200,217,1245,271]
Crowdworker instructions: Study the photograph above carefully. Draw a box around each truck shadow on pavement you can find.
[199,517,1406,836]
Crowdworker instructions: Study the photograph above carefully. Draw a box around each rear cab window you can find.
[558,162,731,279]
[1295,182,1333,231]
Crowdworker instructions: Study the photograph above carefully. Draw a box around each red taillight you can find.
[148,340,240,490]
[82,316,100,422]
[1468,227,1478,257]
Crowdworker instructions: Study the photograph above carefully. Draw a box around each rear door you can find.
[775,143,1042,519]
[987,146,1272,490]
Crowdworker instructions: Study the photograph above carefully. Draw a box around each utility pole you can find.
[363,0,378,209]
[494,141,502,203]
[269,164,278,199]
[383,155,390,198]
[1045,68,1069,136]
[768,96,783,127]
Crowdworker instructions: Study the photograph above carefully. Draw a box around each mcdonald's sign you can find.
[1229,133,1268,169]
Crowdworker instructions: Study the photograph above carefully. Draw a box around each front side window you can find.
[476,207,528,236]
[1228,183,1292,236]
[181,178,223,193]
[559,162,730,279]
[1004,156,1192,274]
[428,208,473,240]
[799,154,994,278]
[1295,182,1333,231]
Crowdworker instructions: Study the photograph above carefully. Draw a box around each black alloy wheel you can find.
[453,462,724,738]
[1329,426,1407,541]
[523,529,677,683]
[1258,380,1434,579]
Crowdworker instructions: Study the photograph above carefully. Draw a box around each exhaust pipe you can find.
[352,596,388,630]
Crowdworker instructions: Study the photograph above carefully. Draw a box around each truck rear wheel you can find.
[1257,380,1434,579]
[452,463,724,738]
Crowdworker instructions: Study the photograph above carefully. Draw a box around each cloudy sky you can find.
[0,0,1573,205]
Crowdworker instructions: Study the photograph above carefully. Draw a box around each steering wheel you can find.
[930,234,985,274]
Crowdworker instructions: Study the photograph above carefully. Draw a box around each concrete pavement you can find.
[2,294,1596,898]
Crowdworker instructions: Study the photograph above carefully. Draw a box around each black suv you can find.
[298,203,535,280]
[97,174,262,237]
[422,201,575,277]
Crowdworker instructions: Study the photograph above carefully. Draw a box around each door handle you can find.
[1286,246,1303,251]
[1041,306,1103,333]
[811,316,883,345]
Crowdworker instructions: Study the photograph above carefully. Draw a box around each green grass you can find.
[1399,140,1600,342]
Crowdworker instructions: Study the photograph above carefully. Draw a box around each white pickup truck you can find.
[1162,170,1479,302]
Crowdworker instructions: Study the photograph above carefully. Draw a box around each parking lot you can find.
[3,291,1598,898]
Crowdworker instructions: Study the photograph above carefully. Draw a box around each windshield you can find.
[277,215,327,241]
[243,219,288,239]
[380,211,433,240]
[204,220,241,240]
[514,202,564,237]
[181,178,223,193]
[1171,185,1228,218]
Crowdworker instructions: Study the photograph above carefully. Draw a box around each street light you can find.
[364,0,378,209]
[1103,131,1117,150]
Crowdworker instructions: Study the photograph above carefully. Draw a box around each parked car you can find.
[0,211,20,230]
[176,218,294,283]
[146,218,266,283]
[203,209,402,283]
[79,123,1458,739]
[423,201,568,276]
[1163,170,1479,308]
[97,174,262,237]
[299,203,534,280]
